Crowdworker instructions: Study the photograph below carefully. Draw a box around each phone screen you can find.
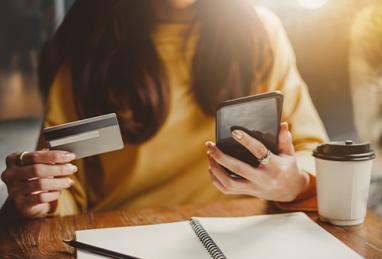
[216,93,282,178]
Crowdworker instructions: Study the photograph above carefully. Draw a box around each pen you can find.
[63,239,141,259]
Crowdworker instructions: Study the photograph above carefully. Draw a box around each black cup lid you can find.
[313,140,375,161]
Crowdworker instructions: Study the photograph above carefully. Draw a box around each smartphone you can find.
[216,91,284,179]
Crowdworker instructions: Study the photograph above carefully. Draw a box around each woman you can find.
[350,4,382,152]
[1,0,328,218]
[350,4,382,214]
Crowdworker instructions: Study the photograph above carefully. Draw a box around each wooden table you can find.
[0,198,381,258]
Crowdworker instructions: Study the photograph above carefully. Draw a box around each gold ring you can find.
[258,149,271,165]
[18,151,28,166]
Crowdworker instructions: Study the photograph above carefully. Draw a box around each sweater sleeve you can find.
[256,7,329,211]
[40,64,88,216]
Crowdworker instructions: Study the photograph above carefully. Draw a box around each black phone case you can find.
[215,91,284,179]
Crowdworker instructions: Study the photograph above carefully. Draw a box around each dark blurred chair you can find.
[0,0,43,73]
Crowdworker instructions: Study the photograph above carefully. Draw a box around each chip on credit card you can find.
[43,113,124,159]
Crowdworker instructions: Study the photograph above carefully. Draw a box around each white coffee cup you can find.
[313,140,375,226]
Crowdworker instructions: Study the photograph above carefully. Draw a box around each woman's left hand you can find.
[205,122,309,202]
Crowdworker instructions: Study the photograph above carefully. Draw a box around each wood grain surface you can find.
[0,198,381,258]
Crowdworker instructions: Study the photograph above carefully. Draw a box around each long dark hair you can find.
[39,0,273,144]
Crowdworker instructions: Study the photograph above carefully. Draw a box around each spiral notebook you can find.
[76,212,362,259]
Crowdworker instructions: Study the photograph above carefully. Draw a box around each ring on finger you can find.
[258,149,271,165]
[18,151,28,166]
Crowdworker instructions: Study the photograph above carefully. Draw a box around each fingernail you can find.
[282,122,289,130]
[206,141,216,151]
[64,153,76,161]
[67,164,78,173]
[232,130,243,140]
[67,178,74,186]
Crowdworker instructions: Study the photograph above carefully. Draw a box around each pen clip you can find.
[63,239,141,259]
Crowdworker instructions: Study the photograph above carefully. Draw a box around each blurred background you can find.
[0,0,381,214]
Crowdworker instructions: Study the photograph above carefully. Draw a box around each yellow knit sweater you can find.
[42,7,328,216]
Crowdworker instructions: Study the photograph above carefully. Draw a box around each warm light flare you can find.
[297,0,329,10]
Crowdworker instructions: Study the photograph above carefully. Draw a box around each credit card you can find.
[43,113,124,159]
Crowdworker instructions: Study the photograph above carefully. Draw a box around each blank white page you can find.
[195,212,363,259]
[76,221,209,259]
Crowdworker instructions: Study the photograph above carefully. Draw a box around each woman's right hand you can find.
[1,150,77,218]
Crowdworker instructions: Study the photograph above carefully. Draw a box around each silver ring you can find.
[18,151,28,166]
[258,149,271,165]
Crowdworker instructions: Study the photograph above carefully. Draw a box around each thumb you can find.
[278,122,295,156]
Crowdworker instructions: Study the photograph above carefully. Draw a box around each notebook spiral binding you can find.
[190,219,227,259]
